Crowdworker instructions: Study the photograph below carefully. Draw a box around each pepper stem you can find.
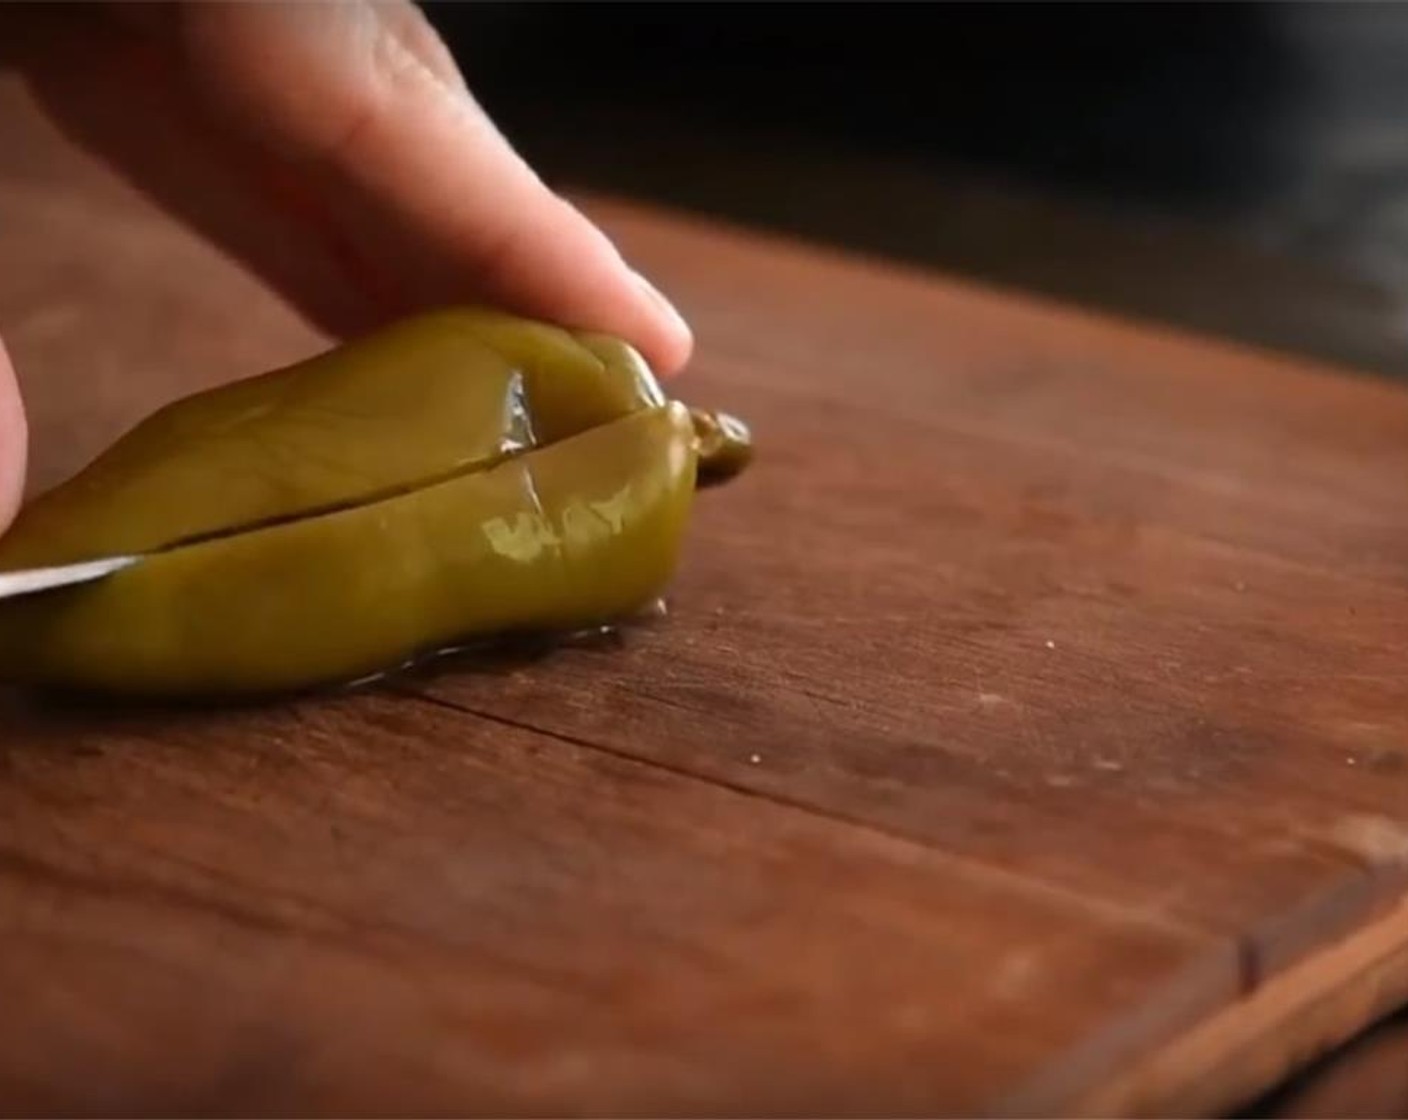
[688,407,754,488]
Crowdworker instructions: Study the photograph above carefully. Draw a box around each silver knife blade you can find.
[0,555,140,601]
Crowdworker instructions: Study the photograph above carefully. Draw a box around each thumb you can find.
[0,336,27,535]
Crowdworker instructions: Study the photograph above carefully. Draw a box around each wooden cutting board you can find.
[3,75,1408,1117]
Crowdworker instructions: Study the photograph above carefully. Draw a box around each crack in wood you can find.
[402,686,1209,942]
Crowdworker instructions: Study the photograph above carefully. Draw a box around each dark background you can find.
[427,2,1408,380]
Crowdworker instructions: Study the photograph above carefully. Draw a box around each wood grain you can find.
[3,73,1408,1116]
[0,689,1232,1117]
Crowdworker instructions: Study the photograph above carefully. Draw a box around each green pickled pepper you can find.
[0,308,752,698]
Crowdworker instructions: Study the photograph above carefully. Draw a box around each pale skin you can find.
[0,1,694,535]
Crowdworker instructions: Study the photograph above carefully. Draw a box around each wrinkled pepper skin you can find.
[0,309,750,698]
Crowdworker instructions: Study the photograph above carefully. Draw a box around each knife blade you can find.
[0,555,140,601]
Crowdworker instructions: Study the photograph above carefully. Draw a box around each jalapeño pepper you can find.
[0,308,751,697]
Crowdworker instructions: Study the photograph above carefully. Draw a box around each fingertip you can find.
[538,196,694,377]
[0,338,27,533]
[469,191,695,381]
[627,269,694,378]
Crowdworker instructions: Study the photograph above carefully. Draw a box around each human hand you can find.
[0,0,693,535]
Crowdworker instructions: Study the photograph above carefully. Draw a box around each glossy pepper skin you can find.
[0,309,750,698]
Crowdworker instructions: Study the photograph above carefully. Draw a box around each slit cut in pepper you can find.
[0,308,752,698]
